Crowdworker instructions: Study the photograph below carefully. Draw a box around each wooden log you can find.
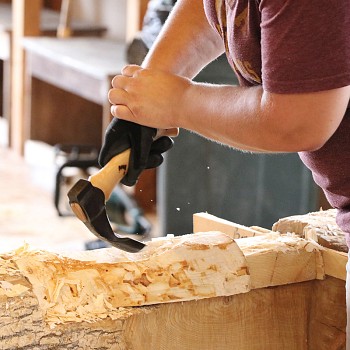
[0,266,345,350]
[12,231,324,325]
[0,222,345,349]
[0,265,344,349]
[3,233,250,326]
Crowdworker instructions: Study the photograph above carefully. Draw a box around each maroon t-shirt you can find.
[204,0,350,243]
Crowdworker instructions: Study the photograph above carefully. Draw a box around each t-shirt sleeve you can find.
[260,0,350,94]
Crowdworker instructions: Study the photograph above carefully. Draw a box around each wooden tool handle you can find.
[57,0,72,38]
[89,148,131,200]
[88,128,179,200]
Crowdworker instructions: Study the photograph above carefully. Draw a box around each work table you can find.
[22,37,127,147]
[23,37,127,103]
[0,2,106,149]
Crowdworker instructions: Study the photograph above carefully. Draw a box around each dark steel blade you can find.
[67,179,146,253]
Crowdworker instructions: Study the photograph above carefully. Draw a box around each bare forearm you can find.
[178,83,348,153]
[142,0,224,78]
[179,84,280,152]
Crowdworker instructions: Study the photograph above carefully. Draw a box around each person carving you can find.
[100,1,350,346]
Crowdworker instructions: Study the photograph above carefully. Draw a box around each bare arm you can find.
[109,0,350,153]
[181,83,350,152]
[110,66,350,153]
[142,0,224,78]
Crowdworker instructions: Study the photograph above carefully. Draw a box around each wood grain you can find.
[0,266,344,349]
[0,209,346,349]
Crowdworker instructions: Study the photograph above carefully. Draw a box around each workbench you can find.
[0,2,106,146]
[22,37,127,147]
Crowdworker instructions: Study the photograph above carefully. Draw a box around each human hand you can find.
[98,118,173,186]
[108,65,191,129]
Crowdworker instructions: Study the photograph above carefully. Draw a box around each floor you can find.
[0,118,159,254]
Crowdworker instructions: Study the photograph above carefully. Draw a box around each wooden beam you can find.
[0,227,323,331]
[194,211,347,281]
[193,212,264,238]
[57,0,72,38]
[11,0,42,154]
[0,210,346,348]
[235,233,324,288]
[125,0,141,43]
[0,278,344,349]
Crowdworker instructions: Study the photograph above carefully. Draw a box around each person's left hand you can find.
[98,118,174,187]
[108,65,191,130]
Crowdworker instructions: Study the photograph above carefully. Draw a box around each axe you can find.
[67,128,178,253]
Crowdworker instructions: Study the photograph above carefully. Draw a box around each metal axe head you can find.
[67,179,146,253]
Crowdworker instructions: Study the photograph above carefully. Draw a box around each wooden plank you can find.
[22,38,127,82]
[193,212,264,238]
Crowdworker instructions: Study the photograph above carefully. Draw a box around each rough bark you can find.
[0,271,345,349]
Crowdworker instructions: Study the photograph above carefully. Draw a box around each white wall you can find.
[70,0,140,42]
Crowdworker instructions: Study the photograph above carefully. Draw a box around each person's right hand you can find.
[108,65,191,130]
[98,118,174,186]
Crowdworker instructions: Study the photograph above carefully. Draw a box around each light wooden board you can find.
[193,212,265,238]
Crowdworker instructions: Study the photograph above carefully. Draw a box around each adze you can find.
[67,128,178,253]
